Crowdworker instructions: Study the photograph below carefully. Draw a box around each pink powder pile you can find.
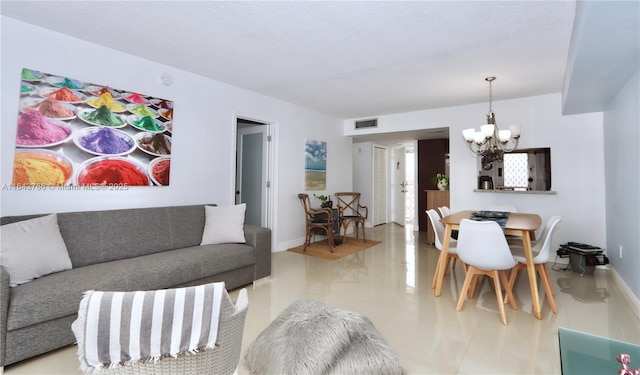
[17,109,71,146]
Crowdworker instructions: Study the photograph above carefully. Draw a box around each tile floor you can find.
[4,224,639,374]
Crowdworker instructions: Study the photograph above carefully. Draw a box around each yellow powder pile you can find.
[13,154,71,185]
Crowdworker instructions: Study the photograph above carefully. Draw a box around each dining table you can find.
[435,210,544,319]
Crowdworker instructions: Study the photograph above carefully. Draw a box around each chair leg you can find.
[326,227,334,253]
[468,274,479,299]
[500,270,518,310]
[491,270,509,325]
[456,267,477,312]
[504,264,523,305]
[431,252,444,289]
[537,264,558,314]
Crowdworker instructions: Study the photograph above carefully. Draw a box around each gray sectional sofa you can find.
[0,204,271,367]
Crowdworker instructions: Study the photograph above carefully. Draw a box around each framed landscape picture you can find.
[304,139,326,190]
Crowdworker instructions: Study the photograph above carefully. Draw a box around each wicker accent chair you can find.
[72,285,249,375]
[298,193,335,252]
[334,192,368,243]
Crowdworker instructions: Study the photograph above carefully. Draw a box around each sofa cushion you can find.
[1,214,72,287]
[201,204,246,245]
[58,205,208,267]
[6,243,255,331]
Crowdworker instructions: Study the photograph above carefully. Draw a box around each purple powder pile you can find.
[79,128,132,154]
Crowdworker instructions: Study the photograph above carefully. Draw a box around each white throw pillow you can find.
[0,214,72,287]
[200,204,246,245]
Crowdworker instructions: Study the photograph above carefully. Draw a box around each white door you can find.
[236,124,269,226]
[373,146,387,226]
[392,146,406,226]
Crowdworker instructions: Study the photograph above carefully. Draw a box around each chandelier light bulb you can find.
[462,128,476,142]
[509,124,521,138]
[498,130,512,142]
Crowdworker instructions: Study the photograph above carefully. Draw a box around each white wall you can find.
[352,142,374,227]
[603,68,640,302]
[1,17,353,252]
[345,93,607,252]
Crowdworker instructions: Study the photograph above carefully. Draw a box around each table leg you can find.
[522,230,542,319]
[434,224,453,297]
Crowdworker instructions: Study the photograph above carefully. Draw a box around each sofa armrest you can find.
[1,266,10,366]
[244,225,272,279]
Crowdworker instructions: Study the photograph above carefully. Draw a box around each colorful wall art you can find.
[304,139,326,190]
[12,68,174,189]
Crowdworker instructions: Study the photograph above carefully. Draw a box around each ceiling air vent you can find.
[355,118,378,129]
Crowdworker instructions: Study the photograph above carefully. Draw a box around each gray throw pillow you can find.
[0,214,72,286]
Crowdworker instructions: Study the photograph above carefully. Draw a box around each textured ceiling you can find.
[1,1,577,120]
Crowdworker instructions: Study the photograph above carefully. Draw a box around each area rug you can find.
[288,237,382,260]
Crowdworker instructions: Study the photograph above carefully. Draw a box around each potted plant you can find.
[432,173,449,191]
[313,194,332,208]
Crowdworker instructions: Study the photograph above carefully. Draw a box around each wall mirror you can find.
[477,147,551,191]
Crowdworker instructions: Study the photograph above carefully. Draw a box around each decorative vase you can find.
[437,181,447,191]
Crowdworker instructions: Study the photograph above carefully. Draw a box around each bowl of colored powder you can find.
[78,107,127,128]
[46,75,85,90]
[127,115,166,133]
[39,87,87,104]
[122,92,149,105]
[148,156,171,186]
[74,127,136,156]
[13,149,73,186]
[165,122,173,134]
[21,81,36,95]
[20,98,76,120]
[86,93,126,112]
[149,99,173,109]
[16,109,73,148]
[135,132,172,157]
[21,68,44,82]
[158,108,174,121]
[85,85,120,98]
[126,103,158,118]
[75,157,151,186]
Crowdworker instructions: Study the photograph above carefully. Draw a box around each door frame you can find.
[234,115,276,231]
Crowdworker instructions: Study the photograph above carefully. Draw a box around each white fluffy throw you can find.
[244,299,406,375]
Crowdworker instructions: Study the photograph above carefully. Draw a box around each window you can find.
[503,153,528,189]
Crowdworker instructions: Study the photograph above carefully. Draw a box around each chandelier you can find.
[462,76,521,170]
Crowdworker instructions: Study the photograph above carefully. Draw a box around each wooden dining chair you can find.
[298,193,335,253]
[506,215,563,314]
[455,219,518,325]
[334,192,368,243]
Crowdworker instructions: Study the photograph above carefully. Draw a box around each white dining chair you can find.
[437,206,451,218]
[506,215,563,314]
[455,219,518,325]
[426,209,465,289]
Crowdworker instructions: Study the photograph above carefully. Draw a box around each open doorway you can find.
[391,145,416,227]
[235,117,273,228]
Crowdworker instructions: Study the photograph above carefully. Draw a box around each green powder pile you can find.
[131,116,162,131]
[58,78,82,89]
[82,105,124,127]
[21,69,40,80]
[129,105,156,117]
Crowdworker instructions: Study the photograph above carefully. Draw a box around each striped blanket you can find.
[72,282,225,373]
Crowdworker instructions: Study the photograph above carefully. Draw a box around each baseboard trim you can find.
[609,267,640,319]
